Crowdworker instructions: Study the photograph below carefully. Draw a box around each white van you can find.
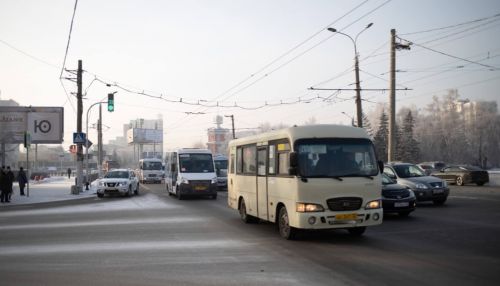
[138,158,163,184]
[164,148,218,199]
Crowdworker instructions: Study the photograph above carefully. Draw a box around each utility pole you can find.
[76,60,83,193]
[388,29,411,162]
[388,29,396,162]
[225,115,235,139]
[354,53,363,128]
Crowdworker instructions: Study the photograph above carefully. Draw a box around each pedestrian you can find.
[6,166,14,201]
[67,168,72,179]
[0,166,7,203]
[18,167,28,196]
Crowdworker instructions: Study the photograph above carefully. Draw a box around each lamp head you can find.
[327,28,337,33]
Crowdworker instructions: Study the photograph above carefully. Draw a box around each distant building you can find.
[455,99,498,127]
[207,115,230,155]
[0,98,20,168]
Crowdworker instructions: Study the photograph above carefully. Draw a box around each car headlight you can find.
[296,203,325,212]
[415,183,428,189]
[365,199,381,209]
[211,177,217,184]
[180,178,189,184]
[117,182,126,187]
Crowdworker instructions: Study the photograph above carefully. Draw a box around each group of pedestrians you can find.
[0,166,28,203]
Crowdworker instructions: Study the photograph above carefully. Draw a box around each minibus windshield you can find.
[296,138,378,178]
[143,161,162,170]
[179,154,214,173]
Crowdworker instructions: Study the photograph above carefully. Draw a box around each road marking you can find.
[449,195,500,202]
[0,217,207,231]
[0,240,250,256]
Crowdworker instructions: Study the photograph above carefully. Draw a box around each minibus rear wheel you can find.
[239,198,258,223]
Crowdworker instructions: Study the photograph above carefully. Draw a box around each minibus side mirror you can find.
[289,152,298,176]
[378,160,384,174]
[289,152,298,168]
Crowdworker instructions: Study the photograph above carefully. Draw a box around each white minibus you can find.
[138,158,163,184]
[164,148,218,199]
[227,124,384,239]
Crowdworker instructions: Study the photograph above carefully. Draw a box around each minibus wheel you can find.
[239,198,257,223]
[278,206,297,240]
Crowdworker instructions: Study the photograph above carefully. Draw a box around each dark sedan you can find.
[381,173,416,217]
[432,165,489,186]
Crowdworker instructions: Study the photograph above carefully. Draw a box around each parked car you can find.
[431,165,489,186]
[384,162,449,205]
[381,173,416,217]
[418,161,446,175]
[97,169,140,198]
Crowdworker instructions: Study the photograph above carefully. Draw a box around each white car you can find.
[97,169,140,198]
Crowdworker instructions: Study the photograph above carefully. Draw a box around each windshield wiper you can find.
[338,174,374,180]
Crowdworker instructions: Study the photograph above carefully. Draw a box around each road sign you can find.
[73,132,86,144]
[85,139,93,148]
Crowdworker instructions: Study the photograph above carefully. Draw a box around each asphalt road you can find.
[1,183,499,286]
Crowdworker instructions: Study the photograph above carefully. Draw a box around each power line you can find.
[0,39,60,69]
[59,0,79,79]
[400,13,500,36]
[397,37,500,71]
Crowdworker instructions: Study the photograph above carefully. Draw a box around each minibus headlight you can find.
[296,203,325,213]
[211,177,217,184]
[180,178,189,184]
[365,200,381,209]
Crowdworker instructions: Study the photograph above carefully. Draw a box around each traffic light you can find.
[107,93,114,112]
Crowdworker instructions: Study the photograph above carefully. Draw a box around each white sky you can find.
[1,0,499,151]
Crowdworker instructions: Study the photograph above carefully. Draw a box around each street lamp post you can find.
[328,23,373,128]
[85,101,106,185]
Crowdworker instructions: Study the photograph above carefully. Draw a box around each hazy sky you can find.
[1,0,499,150]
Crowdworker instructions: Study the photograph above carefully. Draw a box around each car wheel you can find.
[239,198,258,223]
[134,184,139,195]
[126,185,132,197]
[97,193,104,198]
[348,227,366,236]
[476,182,485,186]
[433,199,446,205]
[456,176,464,186]
[278,206,297,240]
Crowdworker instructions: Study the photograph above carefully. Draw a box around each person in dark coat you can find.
[18,167,28,196]
[6,166,14,201]
[1,166,9,203]
[67,168,72,179]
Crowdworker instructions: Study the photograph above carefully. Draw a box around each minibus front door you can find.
[257,147,269,220]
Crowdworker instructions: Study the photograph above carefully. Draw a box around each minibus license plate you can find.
[335,213,357,221]
[194,185,206,191]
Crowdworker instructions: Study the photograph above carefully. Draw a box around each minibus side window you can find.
[242,145,256,174]
[268,145,276,175]
[236,147,243,174]
[276,142,291,176]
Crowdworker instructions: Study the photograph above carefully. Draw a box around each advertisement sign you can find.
[0,106,64,144]
[127,128,163,144]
